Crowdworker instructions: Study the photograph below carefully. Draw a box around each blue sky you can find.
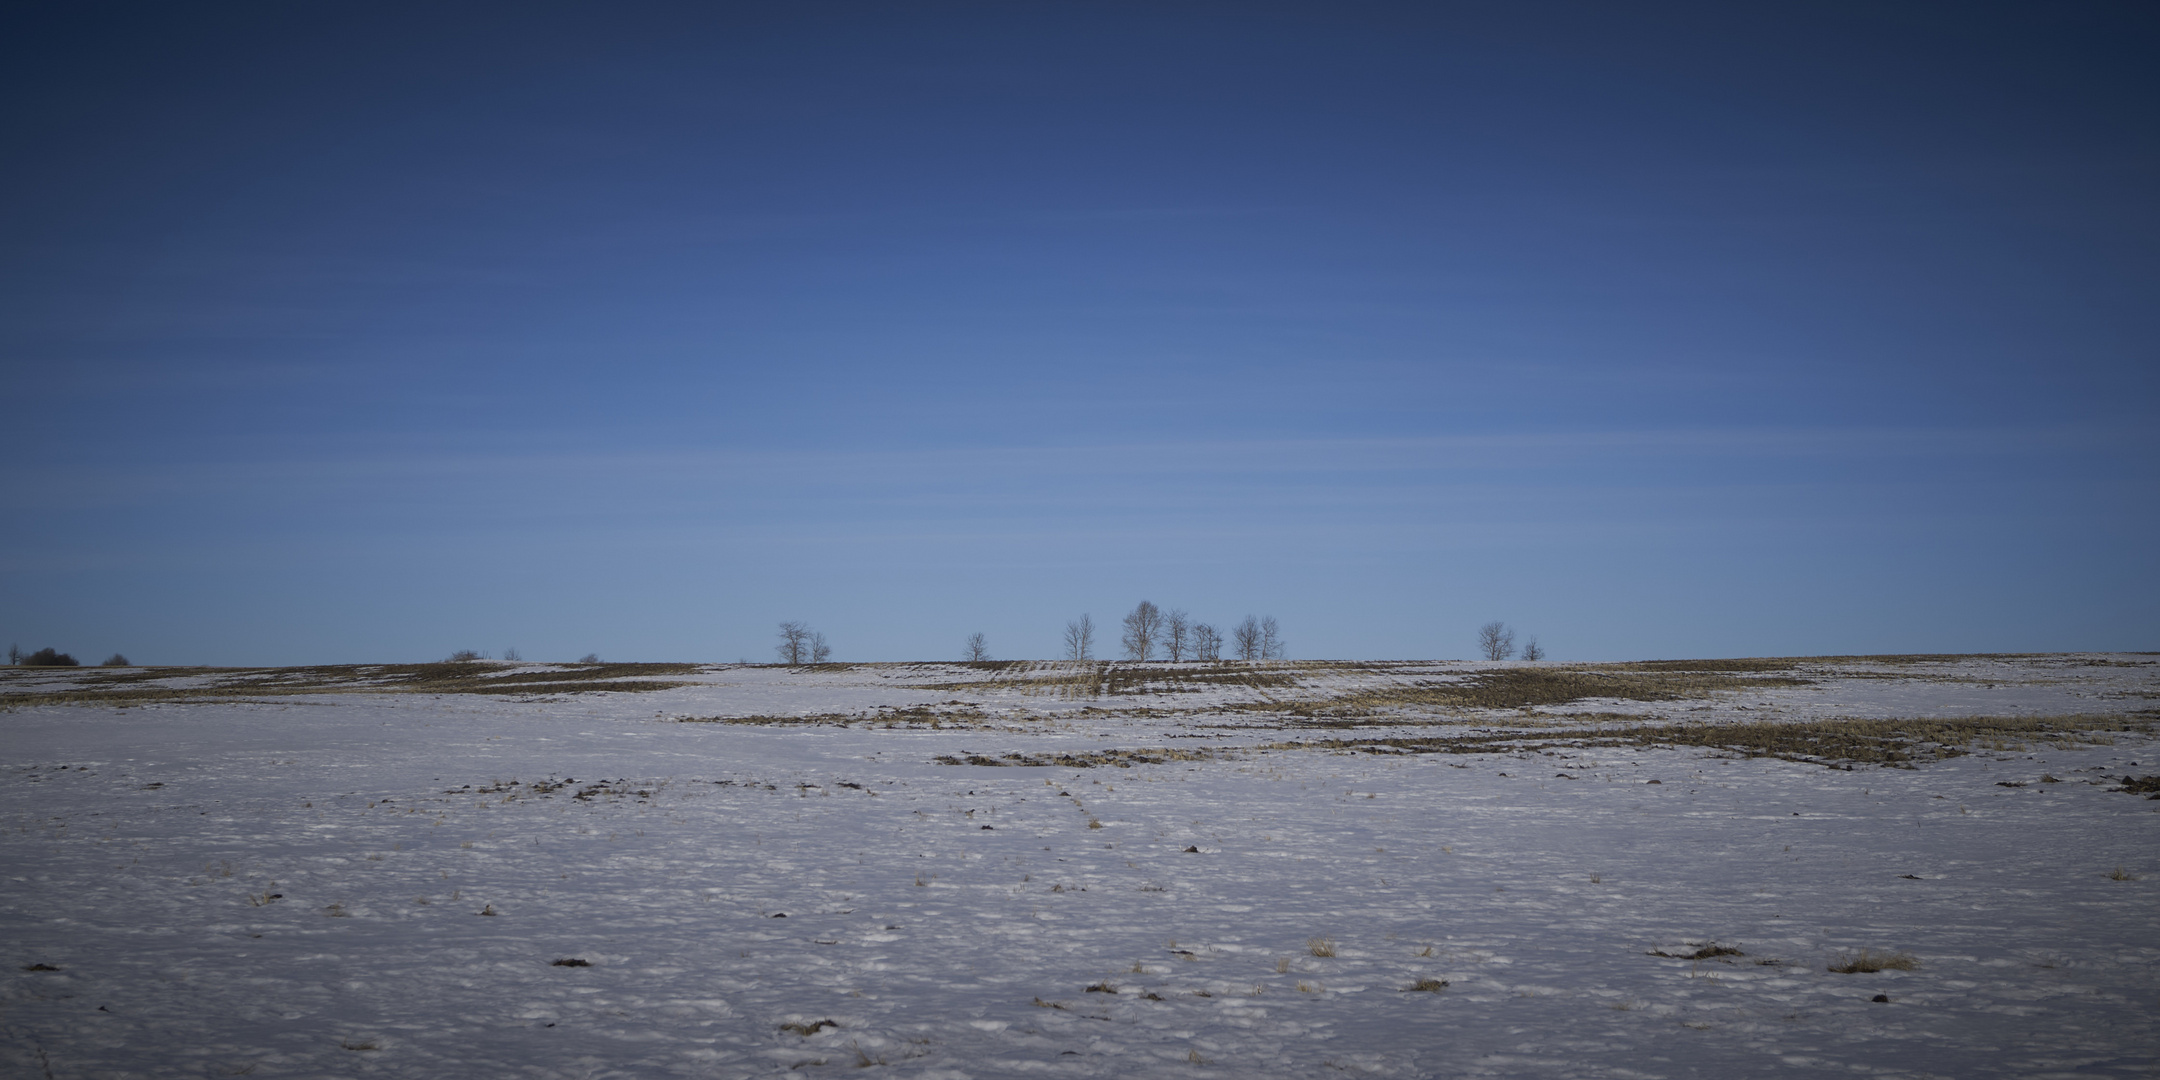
[3,3,2155,665]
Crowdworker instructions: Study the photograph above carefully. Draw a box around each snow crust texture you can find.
[3,654,2156,1078]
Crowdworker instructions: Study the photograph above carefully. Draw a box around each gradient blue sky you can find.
[3,2,2155,665]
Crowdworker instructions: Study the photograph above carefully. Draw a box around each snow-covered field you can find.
[3,655,2155,1078]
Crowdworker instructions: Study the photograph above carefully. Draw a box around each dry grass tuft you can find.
[934,746,1215,769]
[1307,936,1338,958]
[1828,948,1918,973]
[1408,978,1448,992]
[2108,866,2140,881]
[1650,943,1743,960]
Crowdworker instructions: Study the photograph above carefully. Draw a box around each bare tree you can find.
[1193,623,1222,662]
[964,632,990,662]
[1122,600,1163,661]
[776,621,811,665]
[1477,621,1516,661]
[502,647,522,663]
[6,644,20,666]
[578,652,600,663]
[1163,610,1191,661]
[1260,616,1284,661]
[810,631,831,664]
[1232,616,1262,661]
[1520,636,1544,662]
[1063,614,1095,661]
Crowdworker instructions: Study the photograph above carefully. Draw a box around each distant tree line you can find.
[1477,621,1543,661]
[756,614,1545,666]
[775,621,831,665]
[5,645,129,667]
[1047,603,1281,662]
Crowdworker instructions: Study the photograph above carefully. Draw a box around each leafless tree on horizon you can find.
[1233,616,1261,661]
[1520,636,1545,661]
[1193,623,1223,662]
[1063,614,1095,661]
[1260,616,1284,661]
[777,621,811,665]
[1478,621,1516,661]
[1122,600,1163,661]
[810,631,831,664]
[1163,609,1192,661]
[964,632,990,662]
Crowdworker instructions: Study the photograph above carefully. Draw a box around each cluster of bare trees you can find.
[1477,621,1543,661]
[1230,615,1283,661]
[775,621,831,665]
[1063,614,1096,660]
[1059,603,1280,662]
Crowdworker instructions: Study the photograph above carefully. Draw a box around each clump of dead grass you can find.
[1828,949,1918,973]
[1650,943,1743,960]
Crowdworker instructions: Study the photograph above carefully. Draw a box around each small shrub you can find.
[1307,936,1338,958]
[578,653,600,663]
[1828,948,1918,973]
[2108,866,2139,881]
[445,649,483,662]
[101,653,130,667]
[1084,981,1117,994]
[1408,978,1448,992]
[778,1019,837,1036]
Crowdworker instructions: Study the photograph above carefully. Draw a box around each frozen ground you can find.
[2,654,2156,1078]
